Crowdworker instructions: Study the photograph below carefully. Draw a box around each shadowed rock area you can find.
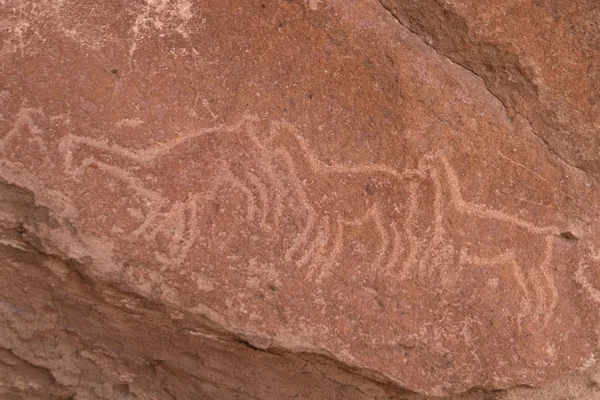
[1,0,599,398]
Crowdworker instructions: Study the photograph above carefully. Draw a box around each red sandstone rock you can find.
[1,0,599,398]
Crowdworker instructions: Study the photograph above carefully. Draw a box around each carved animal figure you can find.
[266,125,563,331]
[419,153,561,330]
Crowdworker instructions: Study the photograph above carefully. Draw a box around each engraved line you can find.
[511,259,532,332]
[246,126,288,227]
[269,147,318,264]
[421,165,446,278]
[317,218,344,283]
[385,221,403,274]
[220,165,257,223]
[371,203,390,274]
[439,156,559,235]
[528,267,546,329]
[244,170,270,229]
[458,248,515,265]
[575,262,600,304]
[497,150,550,183]
[540,237,558,328]
[65,117,252,164]
[400,181,420,279]
[306,217,332,281]
[296,219,324,269]
[292,130,424,180]
[72,157,165,206]
[340,204,390,274]
[0,108,45,153]
[179,194,200,264]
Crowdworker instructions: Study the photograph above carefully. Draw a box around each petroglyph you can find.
[575,256,600,306]
[59,118,263,268]
[423,154,561,330]
[269,121,427,283]
[52,115,573,329]
[0,108,49,156]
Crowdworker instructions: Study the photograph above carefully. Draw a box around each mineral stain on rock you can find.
[1,0,600,399]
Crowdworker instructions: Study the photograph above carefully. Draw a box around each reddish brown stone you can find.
[1,0,600,398]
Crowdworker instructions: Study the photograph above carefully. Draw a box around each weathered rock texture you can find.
[1,0,600,398]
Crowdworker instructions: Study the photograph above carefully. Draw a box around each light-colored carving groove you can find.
[497,150,550,184]
[220,164,258,224]
[415,162,448,281]
[339,204,390,276]
[269,148,318,265]
[63,118,250,164]
[0,108,48,155]
[575,262,600,305]
[72,158,165,208]
[401,181,420,280]
[244,171,271,229]
[438,155,559,236]
[386,222,403,274]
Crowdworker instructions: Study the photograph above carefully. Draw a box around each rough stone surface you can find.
[1,0,599,398]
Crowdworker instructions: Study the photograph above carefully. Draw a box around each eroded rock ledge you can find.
[1,0,600,398]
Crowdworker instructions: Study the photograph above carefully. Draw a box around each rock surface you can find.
[1,0,600,398]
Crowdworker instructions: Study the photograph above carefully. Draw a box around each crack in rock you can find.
[377,0,598,186]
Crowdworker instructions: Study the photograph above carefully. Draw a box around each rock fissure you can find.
[512,109,600,186]
[377,0,599,187]
[376,0,515,114]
